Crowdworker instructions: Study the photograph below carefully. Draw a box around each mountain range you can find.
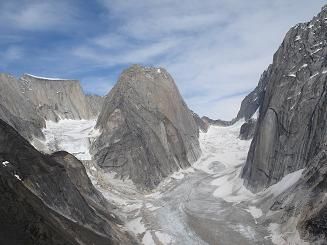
[1,4,327,245]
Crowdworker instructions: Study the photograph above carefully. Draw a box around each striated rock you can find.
[236,65,271,121]
[0,119,136,245]
[86,94,105,117]
[239,119,257,140]
[192,111,209,132]
[92,65,201,190]
[0,73,45,140]
[20,74,94,121]
[241,5,327,242]
[260,148,327,244]
[50,151,117,215]
[242,5,327,192]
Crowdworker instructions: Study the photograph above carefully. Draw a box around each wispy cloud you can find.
[1,0,325,119]
[0,1,79,31]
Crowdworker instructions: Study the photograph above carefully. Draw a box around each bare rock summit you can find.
[92,65,201,190]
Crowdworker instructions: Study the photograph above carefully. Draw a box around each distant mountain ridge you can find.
[19,74,98,121]
[0,73,104,140]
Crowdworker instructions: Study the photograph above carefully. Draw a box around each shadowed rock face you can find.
[266,149,327,243]
[0,119,137,245]
[50,151,118,215]
[0,73,45,140]
[236,66,271,122]
[192,111,209,132]
[92,65,201,190]
[241,6,327,242]
[20,74,95,121]
[242,5,327,193]
[239,119,256,140]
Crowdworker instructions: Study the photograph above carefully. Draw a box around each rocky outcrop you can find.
[92,65,201,190]
[234,65,270,140]
[0,73,45,140]
[20,74,94,121]
[265,149,327,243]
[242,5,327,192]
[0,119,136,245]
[239,119,256,140]
[50,151,117,215]
[192,111,209,132]
[241,5,327,242]
[236,66,271,121]
[86,94,105,117]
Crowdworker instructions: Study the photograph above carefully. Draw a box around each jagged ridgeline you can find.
[92,65,201,190]
[241,5,327,242]
[19,74,102,121]
[0,73,104,140]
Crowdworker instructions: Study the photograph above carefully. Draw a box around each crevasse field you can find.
[38,119,305,245]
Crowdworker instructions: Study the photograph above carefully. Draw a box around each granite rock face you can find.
[86,94,105,117]
[20,74,94,121]
[50,151,117,214]
[242,5,327,193]
[234,65,271,140]
[241,6,327,242]
[0,119,136,245]
[192,111,209,132]
[266,149,327,244]
[0,73,45,140]
[92,65,201,190]
[239,119,256,140]
[236,66,271,121]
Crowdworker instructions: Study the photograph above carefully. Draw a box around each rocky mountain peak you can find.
[92,64,201,190]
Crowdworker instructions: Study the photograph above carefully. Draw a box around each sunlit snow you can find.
[40,119,307,245]
[40,119,99,160]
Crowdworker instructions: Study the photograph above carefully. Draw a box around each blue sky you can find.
[0,0,325,119]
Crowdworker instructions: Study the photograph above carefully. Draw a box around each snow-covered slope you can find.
[38,118,308,244]
[33,119,99,160]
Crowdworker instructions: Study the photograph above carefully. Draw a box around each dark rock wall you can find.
[242,5,327,192]
[239,119,257,140]
[0,119,136,244]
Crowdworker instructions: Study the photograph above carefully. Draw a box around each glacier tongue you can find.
[39,119,99,160]
[38,118,306,244]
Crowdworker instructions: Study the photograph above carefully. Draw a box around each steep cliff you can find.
[92,65,201,190]
[239,119,256,140]
[86,94,105,117]
[0,73,45,140]
[236,66,271,121]
[239,6,327,242]
[192,111,209,132]
[242,5,327,192]
[20,74,94,121]
[0,119,136,245]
